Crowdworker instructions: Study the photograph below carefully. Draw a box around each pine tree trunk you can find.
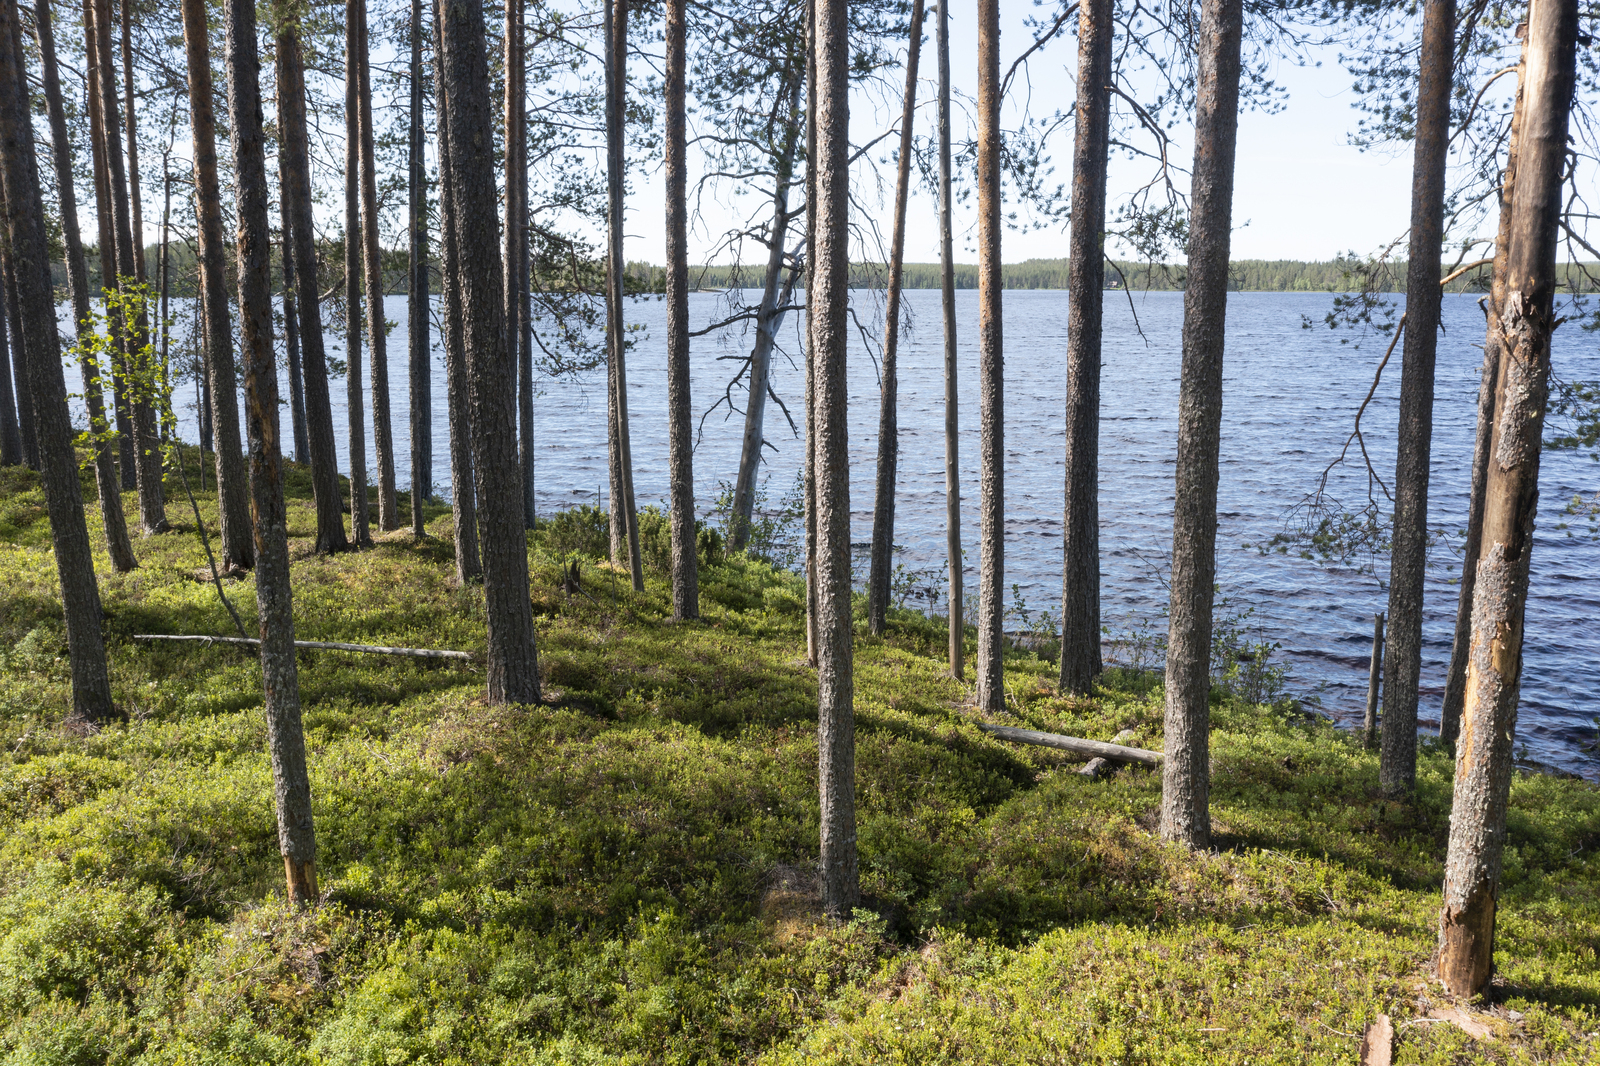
[504,0,526,527]
[0,0,115,722]
[604,0,643,590]
[119,0,143,284]
[802,0,818,667]
[438,0,541,703]
[0,250,19,465]
[433,0,480,583]
[664,0,698,620]
[936,0,961,679]
[1158,0,1243,851]
[812,0,857,920]
[1437,0,1577,997]
[224,0,318,905]
[278,187,309,465]
[974,0,1005,715]
[866,0,923,637]
[0,248,33,470]
[34,0,137,572]
[410,0,430,536]
[1058,0,1112,694]
[1379,0,1457,796]
[344,1,371,549]
[355,0,399,532]
[275,15,349,555]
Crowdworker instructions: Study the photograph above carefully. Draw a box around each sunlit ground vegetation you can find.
[0,456,1597,1064]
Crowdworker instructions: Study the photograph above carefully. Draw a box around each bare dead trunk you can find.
[604,0,643,589]
[0,0,115,722]
[1437,0,1577,997]
[866,0,923,637]
[1058,0,1112,694]
[355,0,399,532]
[344,0,371,549]
[1379,0,1457,796]
[226,0,318,904]
[936,0,961,679]
[974,0,1004,715]
[1158,0,1243,851]
[410,0,430,536]
[664,0,698,620]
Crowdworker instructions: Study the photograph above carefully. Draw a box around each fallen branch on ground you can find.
[976,722,1163,766]
[133,634,474,661]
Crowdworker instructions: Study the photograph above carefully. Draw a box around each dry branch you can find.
[976,722,1163,766]
[134,634,475,661]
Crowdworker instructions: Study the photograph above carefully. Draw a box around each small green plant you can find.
[540,503,611,560]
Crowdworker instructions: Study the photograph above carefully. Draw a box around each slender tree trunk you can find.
[410,0,430,536]
[434,0,479,583]
[1379,0,1457,796]
[355,0,399,531]
[180,0,254,572]
[1442,36,1528,748]
[505,0,528,527]
[0,247,33,469]
[0,0,114,722]
[664,0,698,619]
[278,178,309,465]
[802,0,818,667]
[275,12,349,555]
[812,0,856,920]
[1059,0,1112,693]
[224,0,318,905]
[1437,0,1577,997]
[0,248,19,465]
[35,0,137,571]
[604,0,643,589]
[120,0,143,284]
[974,0,1004,714]
[344,0,371,548]
[867,0,923,636]
[438,0,541,703]
[1158,0,1243,851]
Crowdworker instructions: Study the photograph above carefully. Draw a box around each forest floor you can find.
[1,456,1598,1065]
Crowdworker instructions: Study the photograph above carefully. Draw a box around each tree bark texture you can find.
[438,0,541,703]
[866,0,923,637]
[504,0,528,528]
[1437,0,1577,998]
[936,0,961,679]
[278,169,309,466]
[1158,0,1243,851]
[34,0,138,572]
[355,0,399,532]
[0,0,115,722]
[119,0,143,283]
[974,0,1004,715]
[408,0,430,538]
[276,15,348,555]
[1058,0,1112,694]
[803,0,818,667]
[664,0,698,620]
[1379,0,1456,796]
[604,0,643,589]
[0,248,19,465]
[344,0,371,548]
[0,248,33,469]
[812,0,857,921]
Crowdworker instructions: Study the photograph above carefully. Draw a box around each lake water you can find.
[93,287,1599,777]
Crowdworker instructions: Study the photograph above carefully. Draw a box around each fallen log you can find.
[133,634,474,662]
[976,722,1163,767]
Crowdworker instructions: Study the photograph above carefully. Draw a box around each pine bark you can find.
[1059,0,1112,693]
[604,0,642,590]
[504,0,527,527]
[1159,0,1243,851]
[438,0,541,703]
[936,0,961,679]
[0,249,19,465]
[1379,0,1456,796]
[81,3,128,488]
[1437,0,1577,997]
[812,0,857,920]
[974,0,1004,715]
[802,0,818,667]
[119,0,143,284]
[277,166,309,466]
[866,0,923,637]
[344,0,371,548]
[35,0,138,572]
[664,0,698,620]
[0,249,32,469]
[410,0,430,536]
[0,0,114,722]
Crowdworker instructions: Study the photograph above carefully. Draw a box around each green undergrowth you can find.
[0,459,1597,1064]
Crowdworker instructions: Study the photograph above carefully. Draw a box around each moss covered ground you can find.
[0,457,1597,1064]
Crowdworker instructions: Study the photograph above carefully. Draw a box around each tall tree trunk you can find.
[1,221,36,469]
[812,0,856,921]
[275,12,349,555]
[1442,37,1528,748]
[1378,0,1457,796]
[1437,0,1577,997]
[438,0,541,703]
[278,181,309,465]
[434,0,480,583]
[664,0,697,619]
[0,0,114,722]
[93,0,166,535]
[0,246,19,465]
[802,0,818,667]
[224,0,318,905]
[1158,0,1243,851]
[180,0,254,572]
[974,0,1004,714]
[355,0,399,531]
[35,0,137,571]
[866,0,923,637]
[120,0,143,284]
[604,0,642,589]
[344,0,371,548]
[505,0,528,527]
[1058,0,1112,693]
[410,0,430,536]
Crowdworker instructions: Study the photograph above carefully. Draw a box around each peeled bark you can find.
[344,0,371,548]
[604,0,642,590]
[410,0,430,536]
[1379,0,1456,796]
[812,0,856,921]
[438,0,541,704]
[0,0,114,721]
[355,0,399,532]
[1158,0,1243,851]
[936,0,961,679]
[664,0,698,620]
[1059,0,1112,694]
[1437,0,1577,997]
[866,0,923,636]
[35,0,138,572]
[974,0,1004,715]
